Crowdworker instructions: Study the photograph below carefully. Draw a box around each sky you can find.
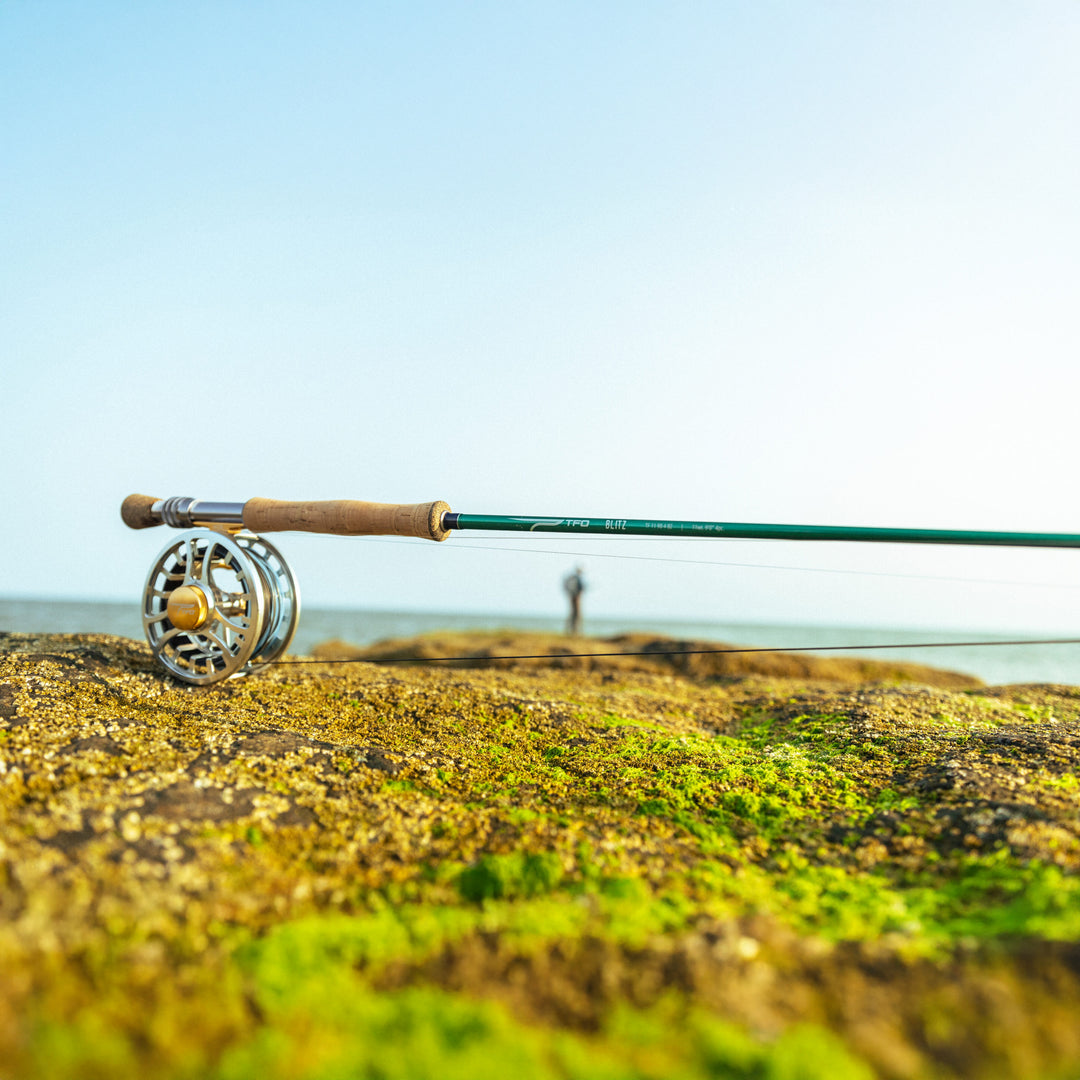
[3,1,1080,634]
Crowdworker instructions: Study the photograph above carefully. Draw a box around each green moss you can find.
[209,984,874,1080]
[220,911,874,1080]
[458,851,564,902]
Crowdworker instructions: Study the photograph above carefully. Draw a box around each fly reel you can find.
[124,493,450,686]
[142,529,300,685]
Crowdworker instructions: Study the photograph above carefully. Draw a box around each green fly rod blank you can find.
[442,513,1080,549]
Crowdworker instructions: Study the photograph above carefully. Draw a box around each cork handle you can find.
[242,498,451,541]
[121,493,161,529]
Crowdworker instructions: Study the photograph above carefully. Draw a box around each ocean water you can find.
[2,597,1079,687]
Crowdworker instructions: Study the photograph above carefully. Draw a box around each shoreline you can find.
[6,596,1080,685]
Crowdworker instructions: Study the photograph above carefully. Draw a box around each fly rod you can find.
[122,494,1080,549]
[121,493,1080,684]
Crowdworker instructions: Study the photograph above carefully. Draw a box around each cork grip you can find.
[242,498,452,541]
[121,493,161,529]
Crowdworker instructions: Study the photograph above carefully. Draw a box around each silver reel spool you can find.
[142,529,300,685]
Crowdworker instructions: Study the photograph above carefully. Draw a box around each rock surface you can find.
[1,630,1079,1079]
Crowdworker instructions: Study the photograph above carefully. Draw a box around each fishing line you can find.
[9,638,1077,680]
[356,536,1080,591]
[271,636,1080,668]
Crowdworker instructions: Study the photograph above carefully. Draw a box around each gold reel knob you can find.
[165,584,213,631]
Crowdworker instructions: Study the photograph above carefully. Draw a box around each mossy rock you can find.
[1,630,1079,1079]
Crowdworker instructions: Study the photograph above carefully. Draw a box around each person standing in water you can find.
[563,566,586,636]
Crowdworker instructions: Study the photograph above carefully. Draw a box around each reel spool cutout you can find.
[142,529,300,685]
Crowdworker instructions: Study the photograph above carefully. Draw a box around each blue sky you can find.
[3,2,1080,632]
